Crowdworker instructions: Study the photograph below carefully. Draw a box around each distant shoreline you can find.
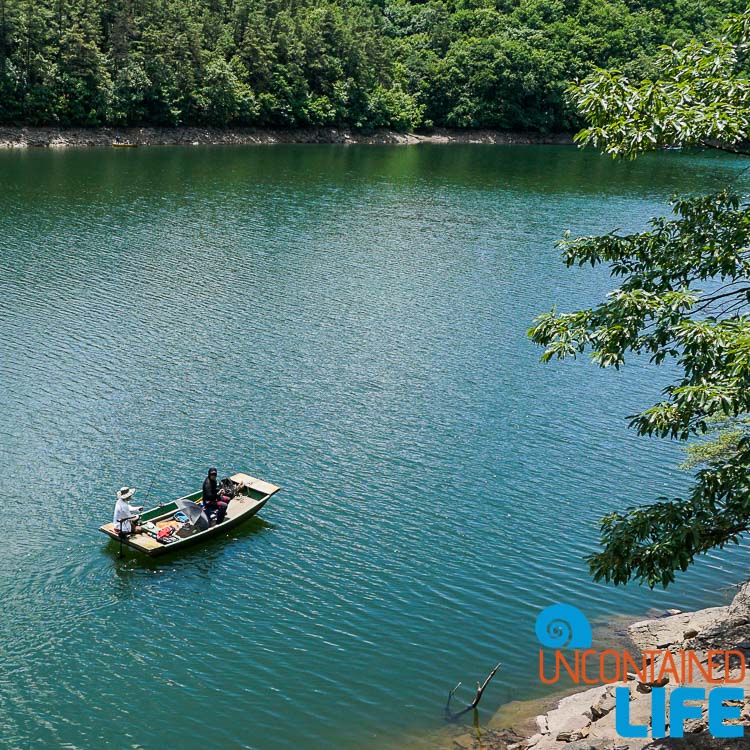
[0,125,575,149]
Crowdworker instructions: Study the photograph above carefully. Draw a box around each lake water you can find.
[1,144,749,750]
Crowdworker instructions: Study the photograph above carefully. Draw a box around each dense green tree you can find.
[111,58,151,124]
[529,9,750,588]
[57,19,112,124]
[0,0,746,129]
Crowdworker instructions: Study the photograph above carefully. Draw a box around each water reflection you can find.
[105,516,274,581]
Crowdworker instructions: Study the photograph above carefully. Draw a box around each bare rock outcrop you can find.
[0,125,574,149]
[519,581,750,750]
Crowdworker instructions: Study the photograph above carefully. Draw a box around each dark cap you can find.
[208,467,217,475]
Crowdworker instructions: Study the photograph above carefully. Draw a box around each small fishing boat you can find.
[111,142,137,148]
[99,472,280,556]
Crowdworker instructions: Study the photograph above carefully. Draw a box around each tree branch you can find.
[445,664,501,720]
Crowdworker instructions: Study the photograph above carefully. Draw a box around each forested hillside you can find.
[0,0,743,130]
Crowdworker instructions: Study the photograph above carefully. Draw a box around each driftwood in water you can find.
[446,663,501,720]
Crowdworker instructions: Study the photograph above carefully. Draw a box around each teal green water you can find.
[1,145,749,750]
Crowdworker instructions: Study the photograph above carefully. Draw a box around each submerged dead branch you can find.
[446,681,462,710]
[445,663,501,720]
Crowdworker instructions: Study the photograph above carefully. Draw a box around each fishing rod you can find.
[140,471,159,509]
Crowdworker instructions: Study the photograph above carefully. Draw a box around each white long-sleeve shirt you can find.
[113,498,140,534]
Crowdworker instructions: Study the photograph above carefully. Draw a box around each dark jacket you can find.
[202,476,219,508]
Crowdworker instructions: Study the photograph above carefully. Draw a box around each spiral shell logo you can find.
[535,603,593,649]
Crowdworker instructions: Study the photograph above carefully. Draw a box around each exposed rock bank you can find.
[0,125,574,149]
[517,583,750,750]
[447,583,750,750]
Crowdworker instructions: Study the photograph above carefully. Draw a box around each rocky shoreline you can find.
[453,582,750,750]
[0,125,574,149]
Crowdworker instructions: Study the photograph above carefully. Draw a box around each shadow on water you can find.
[103,516,274,576]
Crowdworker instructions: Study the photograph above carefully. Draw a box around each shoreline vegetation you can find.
[443,582,750,750]
[0,126,575,149]
[0,0,742,135]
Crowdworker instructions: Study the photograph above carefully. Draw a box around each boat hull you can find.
[99,472,280,557]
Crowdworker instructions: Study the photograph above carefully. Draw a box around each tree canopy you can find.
[529,8,750,588]
[0,0,746,130]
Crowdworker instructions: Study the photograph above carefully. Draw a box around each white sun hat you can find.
[117,486,136,501]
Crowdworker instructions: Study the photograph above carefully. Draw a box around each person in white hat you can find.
[113,487,144,536]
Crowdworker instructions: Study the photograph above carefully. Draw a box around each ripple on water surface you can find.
[0,145,749,750]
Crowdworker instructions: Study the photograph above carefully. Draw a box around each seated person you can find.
[113,486,144,536]
[202,468,230,524]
